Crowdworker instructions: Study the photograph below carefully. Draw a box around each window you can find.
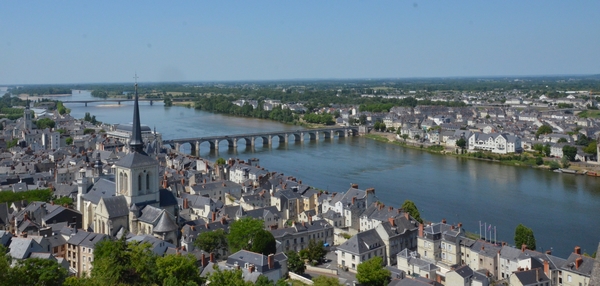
[146,173,150,191]
[138,174,142,191]
[567,275,572,282]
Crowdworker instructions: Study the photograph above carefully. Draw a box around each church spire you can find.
[129,74,145,154]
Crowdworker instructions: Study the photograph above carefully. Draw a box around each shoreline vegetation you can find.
[364,132,600,173]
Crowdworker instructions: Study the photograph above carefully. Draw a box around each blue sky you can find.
[1,1,598,84]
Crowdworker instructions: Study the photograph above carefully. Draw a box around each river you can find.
[58,91,599,258]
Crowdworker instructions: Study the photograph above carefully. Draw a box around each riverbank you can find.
[364,132,600,172]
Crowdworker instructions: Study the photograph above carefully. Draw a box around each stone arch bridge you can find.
[162,127,359,155]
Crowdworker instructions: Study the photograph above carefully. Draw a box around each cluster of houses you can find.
[0,93,598,285]
[325,102,600,159]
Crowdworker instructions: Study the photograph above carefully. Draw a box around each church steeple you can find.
[129,75,145,154]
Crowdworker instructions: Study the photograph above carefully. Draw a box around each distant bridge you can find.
[162,127,360,155]
[62,97,195,106]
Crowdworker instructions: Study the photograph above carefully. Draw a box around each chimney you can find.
[575,246,581,255]
[210,252,215,263]
[545,250,552,255]
[576,257,583,270]
[308,215,312,225]
[249,264,255,273]
[442,218,446,224]
[181,178,185,185]
[205,223,209,229]
[268,254,274,269]
[21,231,27,238]
[351,183,358,189]
[201,253,206,267]
[388,206,393,211]
[543,260,549,276]
[536,268,539,282]
[366,187,375,194]
[481,246,485,250]
[221,217,226,225]
[162,179,168,189]
[352,197,356,205]
[418,223,424,237]
[458,222,462,229]
[388,217,396,227]
[521,244,527,252]
[404,212,409,220]
[183,198,189,209]
[211,212,216,222]
[451,225,455,230]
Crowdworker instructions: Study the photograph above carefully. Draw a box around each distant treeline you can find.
[194,95,297,124]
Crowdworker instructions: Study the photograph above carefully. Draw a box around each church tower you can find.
[114,78,160,208]
[23,98,32,131]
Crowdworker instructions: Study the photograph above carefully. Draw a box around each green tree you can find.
[535,156,544,165]
[543,144,551,157]
[514,224,536,251]
[91,90,108,99]
[313,275,343,286]
[206,267,253,286]
[66,137,73,145]
[216,157,227,165]
[299,239,326,266]
[254,275,274,286]
[156,254,201,285]
[356,256,390,286]
[549,161,561,170]
[164,97,173,107]
[83,128,95,135]
[0,245,13,283]
[359,114,367,125]
[400,134,409,142]
[561,157,571,168]
[401,200,422,223]
[456,138,467,149]
[227,217,271,254]
[562,145,578,161]
[91,236,158,285]
[584,141,597,155]
[373,121,381,131]
[557,137,568,143]
[195,228,228,256]
[35,118,55,129]
[250,229,277,256]
[286,250,306,274]
[535,125,553,138]
[6,138,19,148]
[11,258,68,286]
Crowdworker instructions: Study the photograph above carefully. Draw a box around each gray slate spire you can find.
[129,79,145,154]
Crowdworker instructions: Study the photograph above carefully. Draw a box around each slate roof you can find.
[562,252,596,276]
[82,178,116,204]
[101,196,129,218]
[337,228,384,255]
[153,212,178,233]
[453,265,474,278]
[159,189,178,207]
[226,250,281,273]
[114,152,157,168]
[9,237,42,259]
[138,205,163,224]
[512,268,549,285]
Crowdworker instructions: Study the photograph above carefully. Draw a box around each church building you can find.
[77,80,178,244]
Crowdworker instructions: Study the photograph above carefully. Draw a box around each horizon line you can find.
[2,73,600,86]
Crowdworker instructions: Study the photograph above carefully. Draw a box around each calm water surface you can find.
[62,91,600,258]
